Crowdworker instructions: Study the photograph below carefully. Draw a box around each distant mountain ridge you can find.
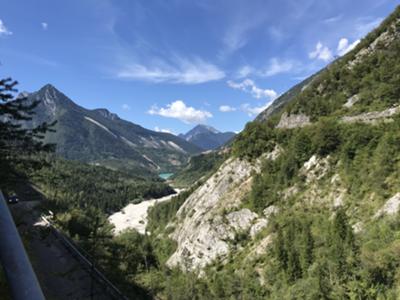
[23,84,202,173]
[179,124,236,150]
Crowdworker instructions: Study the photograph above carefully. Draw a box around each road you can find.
[10,199,115,300]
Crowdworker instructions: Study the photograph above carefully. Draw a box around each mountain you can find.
[143,6,400,298]
[255,72,318,122]
[179,124,236,150]
[24,84,202,173]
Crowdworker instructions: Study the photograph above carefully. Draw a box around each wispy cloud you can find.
[222,24,249,55]
[337,38,360,56]
[309,42,333,62]
[220,4,269,57]
[219,105,236,112]
[236,58,298,79]
[235,65,254,78]
[355,17,383,37]
[241,102,271,116]
[0,19,12,36]
[323,14,343,24]
[261,58,295,77]
[41,22,48,30]
[116,57,225,84]
[227,79,278,100]
[148,100,212,124]
[121,104,131,110]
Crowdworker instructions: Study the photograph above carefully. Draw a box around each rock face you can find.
[341,105,400,124]
[167,157,267,271]
[276,112,311,129]
[374,193,400,218]
[348,20,400,69]
[343,94,360,108]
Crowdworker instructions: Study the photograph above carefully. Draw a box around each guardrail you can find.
[41,216,129,300]
[0,191,45,300]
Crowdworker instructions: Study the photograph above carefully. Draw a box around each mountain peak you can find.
[39,83,60,94]
[93,108,120,121]
[180,124,236,151]
[192,124,220,134]
[37,83,65,100]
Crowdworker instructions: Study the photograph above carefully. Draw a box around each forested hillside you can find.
[171,150,228,187]
[134,6,400,299]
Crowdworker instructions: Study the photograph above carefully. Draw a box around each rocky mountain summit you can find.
[179,124,236,150]
[22,84,202,173]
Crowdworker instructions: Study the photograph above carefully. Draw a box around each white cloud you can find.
[0,19,12,36]
[116,57,225,84]
[154,126,174,134]
[227,79,278,100]
[241,102,271,116]
[148,100,212,124]
[236,59,297,79]
[309,42,333,62]
[121,104,131,110]
[41,22,48,30]
[219,105,236,112]
[337,38,360,56]
[261,58,294,77]
[236,65,253,78]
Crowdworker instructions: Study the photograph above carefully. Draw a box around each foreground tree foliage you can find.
[0,78,55,187]
[0,77,56,297]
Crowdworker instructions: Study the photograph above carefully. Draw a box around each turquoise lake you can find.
[159,173,174,180]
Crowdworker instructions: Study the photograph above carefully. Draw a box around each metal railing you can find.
[0,190,45,300]
[41,215,129,300]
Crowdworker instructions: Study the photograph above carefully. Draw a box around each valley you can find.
[109,188,184,235]
[1,2,400,300]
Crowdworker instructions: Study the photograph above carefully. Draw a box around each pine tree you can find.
[285,220,302,282]
[274,228,288,271]
[0,77,55,186]
[300,221,314,274]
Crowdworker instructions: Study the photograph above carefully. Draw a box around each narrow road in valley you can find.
[10,193,114,299]
[109,189,184,235]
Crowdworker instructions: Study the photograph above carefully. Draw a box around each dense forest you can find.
[171,151,228,187]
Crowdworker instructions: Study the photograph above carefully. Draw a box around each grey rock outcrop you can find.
[276,112,311,129]
[348,20,400,69]
[343,94,359,108]
[341,105,400,124]
[374,193,400,218]
[166,157,260,271]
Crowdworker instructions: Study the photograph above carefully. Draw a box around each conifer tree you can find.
[0,77,55,186]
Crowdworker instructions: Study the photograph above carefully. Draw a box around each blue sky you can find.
[0,0,398,134]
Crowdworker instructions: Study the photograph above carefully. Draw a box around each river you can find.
[108,188,183,235]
